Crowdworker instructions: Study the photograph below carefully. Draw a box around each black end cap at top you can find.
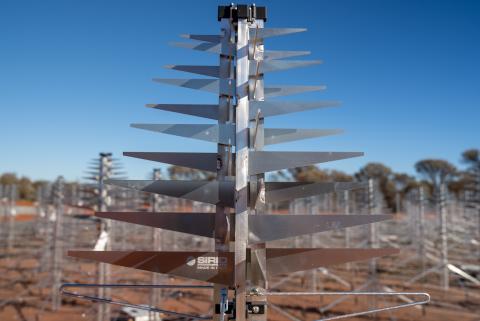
[218,4,267,22]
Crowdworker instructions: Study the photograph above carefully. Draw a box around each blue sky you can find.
[0,0,479,181]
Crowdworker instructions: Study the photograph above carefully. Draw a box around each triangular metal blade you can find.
[249,28,306,40]
[266,248,399,276]
[180,34,222,43]
[263,50,310,60]
[165,60,322,78]
[249,101,340,119]
[123,152,219,172]
[152,78,219,94]
[165,65,220,78]
[96,211,390,244]
[152,79,234,96]
[104,180,235,207]
[130,124,235,145]
[68,250,234,285]
[146,100,340,121]
[249,151,364,174]
[96,211,216,238]
[249,214,392,243]
[264,181,366,203]
[264,85,326,98]
[250,60,322,74]
[170,41,234,55]
[170,42,309,60]
[264,128,343,145]
[130,124,337,146]
[146,104,219,120]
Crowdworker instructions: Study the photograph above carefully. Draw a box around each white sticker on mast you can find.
[94,230,109,251]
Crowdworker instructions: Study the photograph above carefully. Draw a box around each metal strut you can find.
[60,283,214,320]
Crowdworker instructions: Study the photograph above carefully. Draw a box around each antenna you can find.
[63,4,430,320]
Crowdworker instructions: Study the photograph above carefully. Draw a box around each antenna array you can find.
[64,4,429,320]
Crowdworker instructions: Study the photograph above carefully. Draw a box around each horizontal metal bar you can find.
[265,291,429,297]
[60,283,213,290]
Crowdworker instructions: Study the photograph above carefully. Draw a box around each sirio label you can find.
[186,256,228,270]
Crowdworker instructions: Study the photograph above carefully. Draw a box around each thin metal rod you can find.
[61,283,213,289]
[60,283,214,320]
[266,291,430,321]
[266,291,429,297]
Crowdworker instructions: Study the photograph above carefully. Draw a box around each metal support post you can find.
[418,186,426,273]
[52,176,64,311]
[344,190,351,271]
[439,183,449,290]
[7,184,17,252]
[368,179,378,281]
[149,169,163,321]
[234,13,250,321]
[97,153,112,321]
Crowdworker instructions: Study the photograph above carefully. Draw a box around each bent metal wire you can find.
[60,283,430,321]
[60,283,213,320]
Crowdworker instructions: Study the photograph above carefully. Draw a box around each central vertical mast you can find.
[234,6,250,320]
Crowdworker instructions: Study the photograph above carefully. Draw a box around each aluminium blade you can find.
[123,152,220,172]
[83,171,100,176]
[130,124,235,145]
[96,211,389,243]
[146,101,340,120]
[165,65,220,78]
[130,124,336,146]
[249,214,392,243]
[165,61,321,77]
[249,100,340,119]
[249,151,364,174]
[263,50,310,60]
[152,79,234,96]
[152,78,217,93]
[250,60,322,74]
[170,41,234,55]
[96,211,216,238]
[170,42,308,60]
[266,248,399,276]
[264,181,366,203]
[249,28,306,40]
[68,250,234,285]
[264,128,343,145]
[264,85,326,98]
[146,104,219,120]
[104,180,235,207]
[180,34,222,43]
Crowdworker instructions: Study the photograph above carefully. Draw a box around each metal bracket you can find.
[60,283,213,320]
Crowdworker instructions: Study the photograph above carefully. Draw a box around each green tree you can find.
[288,166,352,182]
[462,149,480,173]
[168,166,214,180]
[414,159,457,193]
[459,148,480,197]
[355,162,396,209]
[392,173,417,212]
